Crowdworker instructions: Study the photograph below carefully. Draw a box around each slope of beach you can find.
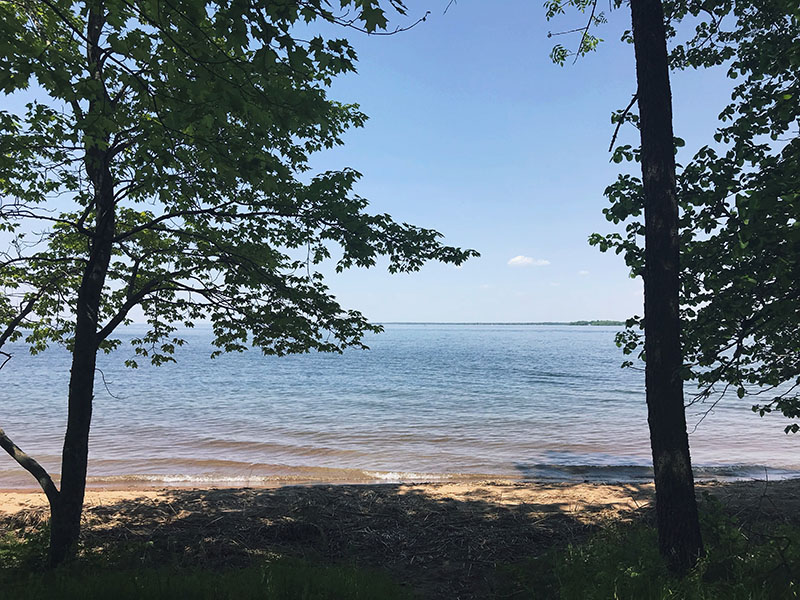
[3,478,799,598]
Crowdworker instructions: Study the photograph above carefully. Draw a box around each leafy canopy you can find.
[588,0,800,432]
[0,0,477,364]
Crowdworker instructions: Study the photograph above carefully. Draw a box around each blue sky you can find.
[308,0,733,322]
[1,1,734,324]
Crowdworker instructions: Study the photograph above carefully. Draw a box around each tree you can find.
[0,0,476,566]
[546,0,703,572]
[629,0,703,573]
[598,0,800,434]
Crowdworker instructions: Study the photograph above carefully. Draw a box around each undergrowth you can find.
[499,493,800,599]
[0,527,412,600]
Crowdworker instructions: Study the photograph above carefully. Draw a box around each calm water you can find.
[0,324,797,488]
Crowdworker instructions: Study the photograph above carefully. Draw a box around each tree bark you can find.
[630,0,703,573]
[48,0,115,567]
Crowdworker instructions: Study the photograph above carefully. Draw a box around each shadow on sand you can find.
[76,482,653,598]
[4,478,799,598]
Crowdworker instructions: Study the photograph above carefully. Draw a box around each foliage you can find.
[499,495,800,599]
[544,0,610,65]
[0,0,477,365]
[587,0,800,432]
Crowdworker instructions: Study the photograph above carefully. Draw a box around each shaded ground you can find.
[2,478,799,599]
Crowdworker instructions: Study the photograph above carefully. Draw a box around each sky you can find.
[1,0,736,324]
[301,0,734,322]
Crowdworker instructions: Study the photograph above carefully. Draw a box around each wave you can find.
[514,463,800,482]
[3,462,799,491]
[79,468,478,487]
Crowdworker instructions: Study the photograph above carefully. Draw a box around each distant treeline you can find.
[383,321,625,326]
[563,320,624,326]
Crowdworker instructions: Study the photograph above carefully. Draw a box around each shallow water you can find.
[0,324,796,488]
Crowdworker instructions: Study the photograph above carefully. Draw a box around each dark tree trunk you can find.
[48,1,115,567]
[630,0,703,573]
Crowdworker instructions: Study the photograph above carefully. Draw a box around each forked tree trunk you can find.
[48,0,115,567]
[630,0,703,573]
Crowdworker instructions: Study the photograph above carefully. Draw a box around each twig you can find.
[96,367,123,399]
[573,0,598,65]
[609,92,639,152]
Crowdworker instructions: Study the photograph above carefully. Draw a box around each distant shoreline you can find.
[61,320,627,331]
[379,320,626,326]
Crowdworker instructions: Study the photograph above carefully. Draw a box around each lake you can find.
[0,324,797,488]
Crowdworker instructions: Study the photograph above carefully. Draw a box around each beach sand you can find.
[2,478,799,598]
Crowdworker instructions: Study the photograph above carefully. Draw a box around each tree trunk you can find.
[48,0,115,567]
[49,293,104,566]
[630,0,703,573]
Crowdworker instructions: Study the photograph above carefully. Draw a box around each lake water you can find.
[0,324,797,489]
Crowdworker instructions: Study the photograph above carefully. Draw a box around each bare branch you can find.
[97,279,162,342]
[548,25,589,37]
[0,289,46,352]
[357,11,430,36]
[95,368,122,399]
[0,427,60,504]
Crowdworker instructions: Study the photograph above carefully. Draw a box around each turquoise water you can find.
[0,324,797,488]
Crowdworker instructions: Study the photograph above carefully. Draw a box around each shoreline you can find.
[2,462,798,495]
[3,476,799,516]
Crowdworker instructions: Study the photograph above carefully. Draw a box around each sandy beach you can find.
[3,478,799,598]
[0,480,656,517]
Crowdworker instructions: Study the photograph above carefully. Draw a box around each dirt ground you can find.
[2,478,799,599]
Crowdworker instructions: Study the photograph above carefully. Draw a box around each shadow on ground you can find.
[3,478,799,599]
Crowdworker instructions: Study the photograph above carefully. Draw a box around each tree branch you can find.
[96,279,162,342]
[0,289,46,352]
[573,0,598,65]
[0,427,60,505]
[112,200,240,242]
[609,92,639,152]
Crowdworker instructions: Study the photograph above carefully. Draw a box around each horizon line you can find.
[377,320,626,326]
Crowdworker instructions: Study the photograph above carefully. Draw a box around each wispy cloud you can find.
[578,270,590,276]
[507,255,550,267]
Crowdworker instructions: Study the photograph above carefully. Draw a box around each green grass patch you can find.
[0,524,50,571]
[0,528,412,600]
[499,494,800,599]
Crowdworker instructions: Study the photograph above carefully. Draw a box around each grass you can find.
[498,493,800,599]
[1,528,413,600]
